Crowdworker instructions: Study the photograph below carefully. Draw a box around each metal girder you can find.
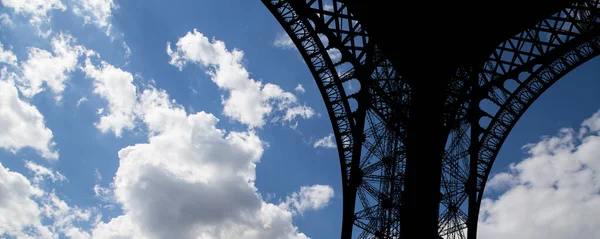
[263,1,411,238]
[284,1,412,238]
[439,1,600,239]
[263,0,356,197]
[436,69,475,239]
[480,1,600,89]
[263,0,600,239]
[476,0,600,207]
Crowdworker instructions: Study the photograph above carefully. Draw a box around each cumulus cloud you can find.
[81,57,137,137]
[166,29,315,128]
[1,0,66,36]
[91,85,332,239]
[478,109,600,239]
[279,184,334,215]
[17,33,86,101]
[0,161,52,238]
[0,34,93,159]
[38,192,94,239]
[93,183,112,201]
[0,0,65,23]
[314,133,336,149]
[283,105,315,122]
[25,160,66,183]
[0,68,58,159]
[0,161,93,238]
[71,0,117,36]
[0,21,331,238]
[582,110,600,132]
[0,42,17,65]
[64,31,334,237]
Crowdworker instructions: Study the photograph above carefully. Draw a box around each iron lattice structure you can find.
[263,0,600,238]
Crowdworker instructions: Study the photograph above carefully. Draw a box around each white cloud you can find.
[478,109,600,239]
[0,161,52,238]
[0,41,17,66]
[1,0,66,36]
[0,13,13,27]
[167,29,315,128]
[314,133,336,149]
[0,24,330,238]
[68,32,333,236]
[25,160,66,183]
[283,105,315,122]
[92,169,115,209]
[0,161,93,239]
[279,184,334,215]
[92,215,142,238]
[76,96,88,107]
[273,32,295,49]
[18,33,86,101]
[327,48,341,62]
[71,0,117,36]
[93,184,110,198]
[93,184,113,203]
[0,69,58,160]
[92,85,326,239]
[294,84,305,93]
[122,41,131,59]
[38,192,94,239]
[0,0,66,23]
[81,57,137,137]
[582,110,600,132]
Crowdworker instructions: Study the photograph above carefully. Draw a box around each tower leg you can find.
[401,77,449,239]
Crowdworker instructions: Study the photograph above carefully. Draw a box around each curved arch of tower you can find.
[263,0,600,238]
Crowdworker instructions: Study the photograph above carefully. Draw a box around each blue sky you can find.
[0,1,599,239]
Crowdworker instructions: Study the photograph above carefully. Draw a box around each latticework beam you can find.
[263,0,600,238]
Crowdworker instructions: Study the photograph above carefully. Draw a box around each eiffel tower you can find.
[262,0,600,238]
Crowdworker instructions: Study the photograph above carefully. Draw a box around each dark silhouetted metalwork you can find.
[263,0,600,238]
